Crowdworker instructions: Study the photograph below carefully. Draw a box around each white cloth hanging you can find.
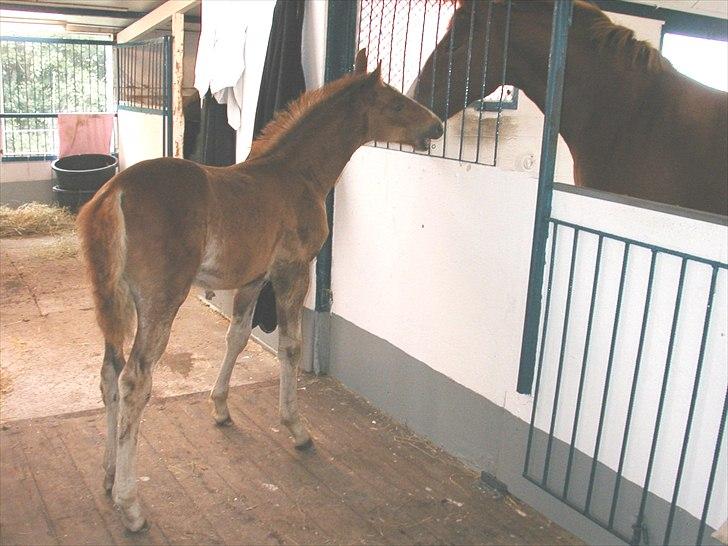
[194,0,248,130]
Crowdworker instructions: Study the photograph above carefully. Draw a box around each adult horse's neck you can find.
[506,25,663,189]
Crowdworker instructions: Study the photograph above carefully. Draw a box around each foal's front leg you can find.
[210,280,263,424]
[272,264,312,449]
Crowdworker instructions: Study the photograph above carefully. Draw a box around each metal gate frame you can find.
[516,3,727,545]
[114,36,173,158]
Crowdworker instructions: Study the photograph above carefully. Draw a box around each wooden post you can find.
[172,12,185,158]
[116,0,198,44]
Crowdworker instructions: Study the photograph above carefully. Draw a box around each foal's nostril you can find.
[428,122,444,140]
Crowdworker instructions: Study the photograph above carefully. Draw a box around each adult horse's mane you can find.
[577,1,670,73]
[249,73,371,159]
[461,0,671,74]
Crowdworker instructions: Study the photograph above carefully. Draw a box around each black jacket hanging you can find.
[251,0,307,334]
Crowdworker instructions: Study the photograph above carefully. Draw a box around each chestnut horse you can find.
[412,0,727,216]
[78,50,442,532]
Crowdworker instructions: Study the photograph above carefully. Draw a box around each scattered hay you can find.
[0,203,76,238]
[32,232,79,260]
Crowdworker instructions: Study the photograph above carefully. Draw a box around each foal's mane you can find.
[249,73,370,159]
[575,0,671,73]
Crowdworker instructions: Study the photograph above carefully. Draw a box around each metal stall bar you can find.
[164,36,173,157]
[313,0,358,375]
[516,1,573,394]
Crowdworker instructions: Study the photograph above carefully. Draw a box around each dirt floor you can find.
[0,235,582,545]
[0,235,278,422]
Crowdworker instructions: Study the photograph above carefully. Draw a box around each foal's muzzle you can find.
[416,121,444,150]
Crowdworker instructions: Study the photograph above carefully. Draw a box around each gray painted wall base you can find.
[327,313,722,546]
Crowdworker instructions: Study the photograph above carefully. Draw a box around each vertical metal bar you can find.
[608,249,658,528]
[696,388,728,546]
[427,0,443,157]
[387,0,397,84]
[64,43,69,111]
[165,37,173,156]
[313,0,358,376]
[542,228,580,487]
[441,0,457,158]
[399,0,412,152]
[457,0,477,161]
[491,0,512,167]
[633,258,688,546]
[563,235,604,499]
[367,0,375,58]
[86,43,92,110]
[39,43,46,153]
[523,222,559,478]
[663,265,719,546]
[356,0,365,53]
[474,0,493,164]
[386,0,398,149]
[516,0,573,394]
[140,43,147,109]
[584,242,630,514]
[374,0,386,148]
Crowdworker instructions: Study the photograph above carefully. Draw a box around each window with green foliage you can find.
[0,37,114,159]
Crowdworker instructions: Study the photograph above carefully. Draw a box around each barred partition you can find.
[356,0,516,166]
[115,37,173,157]
[524,220,728,545]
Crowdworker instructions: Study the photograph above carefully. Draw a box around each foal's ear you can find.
[354,48,368,74]
[370,60,382,81]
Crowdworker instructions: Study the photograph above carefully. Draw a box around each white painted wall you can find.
[117,110,164,169]
[331,145,727,528]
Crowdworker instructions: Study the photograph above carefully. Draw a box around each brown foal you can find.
[78,49,442,532]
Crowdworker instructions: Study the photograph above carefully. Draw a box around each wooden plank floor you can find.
[0,376,581,546]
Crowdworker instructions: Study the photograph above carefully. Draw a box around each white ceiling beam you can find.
[116,0,198,44]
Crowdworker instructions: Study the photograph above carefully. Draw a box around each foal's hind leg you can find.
[210,280,264,425]
[113,300,182,532]
[100,343,125,493]
[271,263,312,449]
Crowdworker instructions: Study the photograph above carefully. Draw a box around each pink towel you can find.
[57,114,114,157]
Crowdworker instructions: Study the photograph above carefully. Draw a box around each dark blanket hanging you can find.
[188,90,236,166]
[251,0,307,333]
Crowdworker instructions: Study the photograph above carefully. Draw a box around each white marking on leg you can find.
[209,283,261,424]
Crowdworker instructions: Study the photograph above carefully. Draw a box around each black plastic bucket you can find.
[51,154,118,191]
[52,185,97,212]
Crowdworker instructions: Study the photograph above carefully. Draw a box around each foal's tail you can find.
[77,184,135,347]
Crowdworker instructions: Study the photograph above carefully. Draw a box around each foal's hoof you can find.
[214,415,234,427]
[122,515,148,534]
[103,473,115,494]
[294,437,315,452]
[117,502,147,533]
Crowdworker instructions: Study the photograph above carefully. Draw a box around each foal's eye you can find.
[393,102,404,113]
